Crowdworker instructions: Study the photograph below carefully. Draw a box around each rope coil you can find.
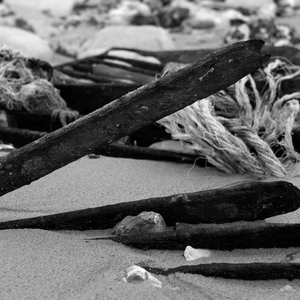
[0,45,79,127]
[158,58,300,177]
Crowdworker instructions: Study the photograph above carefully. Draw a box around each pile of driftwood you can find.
[1,40,300,280]
[1,43,300,161]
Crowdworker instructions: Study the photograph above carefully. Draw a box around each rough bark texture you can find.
[0,181,298,231]
[144,262,300,280]
[0,126,205,164]
[0,40,269,198]
[114,221,300,250]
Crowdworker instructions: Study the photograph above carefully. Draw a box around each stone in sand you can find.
[5,0,76,16]
[0,26,53,61]
[112,211,166,236]
[77,25,176,59]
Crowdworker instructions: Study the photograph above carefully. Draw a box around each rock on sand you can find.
[77,25,176,59]
[0,26,53,62]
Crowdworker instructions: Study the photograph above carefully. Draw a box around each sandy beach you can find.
[0,1,300,298]
[0,155,299,299]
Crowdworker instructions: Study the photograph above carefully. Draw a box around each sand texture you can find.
[1,156,300,299]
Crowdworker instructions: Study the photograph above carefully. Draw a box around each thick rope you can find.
[0,45,79,126]
[158,59,300,178]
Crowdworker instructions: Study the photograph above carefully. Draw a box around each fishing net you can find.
[158,58,300,178]
[0,45,79,127]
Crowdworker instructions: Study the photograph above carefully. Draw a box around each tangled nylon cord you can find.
[0,45,79,126]
[158,58,300,178]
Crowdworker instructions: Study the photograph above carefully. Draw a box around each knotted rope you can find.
[158,58,300,177]
[0,45,79,127]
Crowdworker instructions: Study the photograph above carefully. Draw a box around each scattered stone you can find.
[184,246,211,261]
[112,211,166,236]
[107,49,161,65]
[77,25,176,59]
[0,26,53,61]
[225,18,300,46]
[5,0,77,17]
[186,18,215,30]
[157,6,189,28]
[279,285,296,293]
[225,0,274,12]
[88,153,101,159]
[123,265,162,288]
[107,0,152,25]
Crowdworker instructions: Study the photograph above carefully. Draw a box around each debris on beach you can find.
[184,246,211,261]
[0,45,79,127]
[112,211,166,236]
[143,262,300,280]
[1,0,300,292]
[1,180,299,233]
[158,58,300,177]
[0,40,267,197]
[279,285,296,293]
[123,265,162,288]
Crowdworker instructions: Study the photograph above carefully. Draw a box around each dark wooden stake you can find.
[107,45,300,65]
[0,40,268,198]
[111,221,300,250]
[144,262,300,280]
[0,181,299,231]
[0,126,206,165]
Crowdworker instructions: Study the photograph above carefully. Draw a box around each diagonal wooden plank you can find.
[0,40,269,198]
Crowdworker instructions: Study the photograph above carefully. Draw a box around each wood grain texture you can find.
[144,262,300,280]
[0,40,269,198]
[0,181,298,231]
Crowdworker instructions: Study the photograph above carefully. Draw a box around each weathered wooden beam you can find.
[0,40,269,198]
[144,262,300,280]
[0,181,298,231]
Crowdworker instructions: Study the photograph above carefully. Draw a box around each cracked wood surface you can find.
[0,40,269,198]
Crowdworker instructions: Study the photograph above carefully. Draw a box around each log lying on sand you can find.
[144,262,300,280]
[0,40,269,198]
[0,127,206,165]
[111,221,300,250]
[96,143,207,165]
[0,181,299,231]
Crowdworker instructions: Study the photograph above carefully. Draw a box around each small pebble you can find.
[123,265,162,288]
[279,285,296,293]
[112,211,166,236]
[88,153,101,159]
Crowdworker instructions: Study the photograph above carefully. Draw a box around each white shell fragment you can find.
[184,246,211,261]
[123,265,162,288]
[279,285,296,293]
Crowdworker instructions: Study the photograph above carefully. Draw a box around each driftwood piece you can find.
[96,143,207,165]
[0,126,206,165]
[111,221,300,250]
[0,127,46,148]
[0,181,298,231]
[144,262,300,280]
[0,40,269,198]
